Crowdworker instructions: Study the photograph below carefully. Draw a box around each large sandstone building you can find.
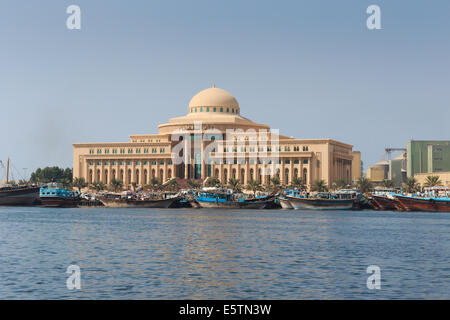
[73,86,361,189]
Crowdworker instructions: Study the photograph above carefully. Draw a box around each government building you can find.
[73,86,361,189]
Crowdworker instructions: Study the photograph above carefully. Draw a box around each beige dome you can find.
[188,87,239,111]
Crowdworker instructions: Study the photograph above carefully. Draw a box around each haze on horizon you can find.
[1,0,449,180]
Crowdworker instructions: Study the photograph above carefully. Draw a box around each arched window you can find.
[232,169,236,179]
[168,169,172,179]
[223,169,228,183]
[152,169,155,178]
[120,169,124,182]
[104,169,108,184]
[250,168,254,181]
[285,168,289,185]
[136,169,140,185]
[159,169,164,181]
[89,169,93,183]
[294,168,298,179]
[144,169,148,185]
[303,168,308,184]
[240,169,245,184]
[96,169,100,182]
[127,169,131,184]
[215,169,219,177]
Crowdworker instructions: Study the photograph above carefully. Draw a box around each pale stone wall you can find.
[414,172,450,187]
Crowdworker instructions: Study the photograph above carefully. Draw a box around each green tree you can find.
[311,179,328,192]
[165,178,179,191]
[228,178,242,193]
[246,179,262,196]
[73,177,87,192]
[382,179,395,189]
[187,179,202,190]
[289,177,305,190]
[403,177,420,193]
[29,167,72,184]
[205,176,221,188]
[423,175,443,187]
[110,178,123,192]
[91,181,106,192]
[149,177,162,191]
[356,177,373,194]
[334,178,347,190]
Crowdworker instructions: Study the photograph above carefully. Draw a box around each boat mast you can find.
[6,158,9,184]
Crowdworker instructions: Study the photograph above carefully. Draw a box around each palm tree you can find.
[424,175,442,187]
[356,177,373,194]
[246,179,262,196]
[289,177,305,190]
[334,178,347,190]
[91,181,105,192]
[150,177,162,191]
[165,178,179,191]
[311,179,328,192]
[205,176,221,188]
[228,178,242,193]
[73,177,87,192]
[109,178,123,192]
[403,177,419,193]
[382,179,395,189]
[187,179,202,190]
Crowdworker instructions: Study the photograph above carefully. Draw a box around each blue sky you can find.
[1,0,449,179]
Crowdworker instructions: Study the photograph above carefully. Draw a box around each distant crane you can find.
[385,148,406,161]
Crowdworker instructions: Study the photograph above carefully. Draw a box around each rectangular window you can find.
[105,149,110,154]
[128,149,133,154]
[112,149,117,154]
[97,149,102,154]
[120,149,125,154]
[303,159,308,164]
[89,149,94,154]
[144,148,149,154]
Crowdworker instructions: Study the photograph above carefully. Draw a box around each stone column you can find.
[184,139,189,179]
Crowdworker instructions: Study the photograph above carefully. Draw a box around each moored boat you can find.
[193,191,272,209]
[0,158,40,206]
[371,194,398,211]
[287,191,357,210]
[40,183,81,207]
[395,194,450,212]
[0,185,40,206]
[98,195,181,208]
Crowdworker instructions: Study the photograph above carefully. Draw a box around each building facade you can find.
[407,140,450,177]
[73,87,358,189]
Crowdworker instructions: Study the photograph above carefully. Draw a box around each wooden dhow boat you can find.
[192,191,273,209]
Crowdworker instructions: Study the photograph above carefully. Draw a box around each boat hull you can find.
[0,187,40,206]
[194,199,269,209]
[395,195,450,212]
[371,195,397,211]
[278,198,293,209]
[287,196,354,210]
[40,197,81,208]
[99,197,180,208]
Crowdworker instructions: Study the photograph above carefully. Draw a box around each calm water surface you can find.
[0,207,449,299]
